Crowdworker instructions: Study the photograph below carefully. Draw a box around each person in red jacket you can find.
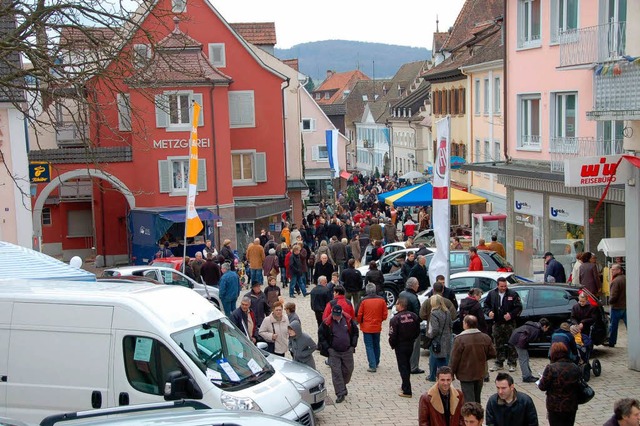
[323,285,355,320]
[356,283,388,372]
[468,247,483,271]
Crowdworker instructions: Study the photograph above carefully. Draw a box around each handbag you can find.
[576,378,595,404]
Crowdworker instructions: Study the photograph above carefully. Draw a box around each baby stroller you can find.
[572,329,601,382]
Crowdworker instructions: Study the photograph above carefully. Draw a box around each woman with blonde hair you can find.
[426,294,453,381]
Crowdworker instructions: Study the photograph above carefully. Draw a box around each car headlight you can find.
[287,378,306,392]
[220,392,262,411]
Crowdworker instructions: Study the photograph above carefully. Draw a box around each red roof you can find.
[313,70,370,105]
[282,59,299,71]
[59,27,117,49]
[230,22,277,45]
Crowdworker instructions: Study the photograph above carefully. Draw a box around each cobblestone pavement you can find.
[275,288,638,426]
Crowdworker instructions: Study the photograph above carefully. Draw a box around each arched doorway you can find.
[32,169,135,265]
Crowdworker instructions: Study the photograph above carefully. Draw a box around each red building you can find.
[30,0,290,265]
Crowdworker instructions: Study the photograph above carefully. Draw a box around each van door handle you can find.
[91,391,102,409]
[119,392,129,406]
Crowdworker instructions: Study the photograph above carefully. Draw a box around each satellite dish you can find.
[70,256,83,269]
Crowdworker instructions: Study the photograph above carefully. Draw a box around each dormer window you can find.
[172,0,186,13]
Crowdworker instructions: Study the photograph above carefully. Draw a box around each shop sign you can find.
[514,190,543,217]
[564,154,631,187]
[29,161,51,183]
[549,196,584,226]
[153,138,211,149]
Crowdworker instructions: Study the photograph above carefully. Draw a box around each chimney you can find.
[326,70,335,79]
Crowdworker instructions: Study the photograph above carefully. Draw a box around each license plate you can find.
[314,389,327,403]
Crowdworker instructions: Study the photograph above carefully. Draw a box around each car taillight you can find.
[497,267,512,272]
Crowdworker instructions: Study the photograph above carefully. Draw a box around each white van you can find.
[0,280,313,425]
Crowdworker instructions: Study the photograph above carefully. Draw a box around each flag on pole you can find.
[325,129,340,178]
[185,101,203,237]
[429,116,451,286]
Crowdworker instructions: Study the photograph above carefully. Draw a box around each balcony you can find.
[55,122,88,147]
[587,60,640,121]
[550,137,624,172]
[558,21,626,68]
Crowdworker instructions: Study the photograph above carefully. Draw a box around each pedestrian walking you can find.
[287,245,307,297]
[418,366,465,426]
[450,315,497,404]
[262,248,280,282]
[288,320,317,369]
[357,283,388,373]
[310,275,333,326]
[244,281,270,328]
[313,254,336,285]
[246,238,265,284]
[230,297,258,343]
[323,284,356,320]
[608,263,627,347]
[218,262,240,316]
[538,342,582,426]
[508,318,550,383]
[399,277,423,374]
[340,258,363,310]
[426,295,453,382]
[544,252,566,283]
[484,277,522,373]
[263,276,281,309]
[409,255,429,292]
[364,261,384,295]
[318,304,359,404]
[485,373,539,426]
[258,301,289,356]
[389,297,420,397]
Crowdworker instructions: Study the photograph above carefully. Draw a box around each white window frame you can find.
[550,0,579,43]
[117,93,132,131]
[228,91,255,128]
[172,0,186,13]
[301,118,316,132]
[494,140,501,162]
[158,157,207,195]
[155,91,203,131]
[474,79,481,115]
[517,94,542,150]
[324,92,330,100]
[518,0,542,48]
[315,93,321,100]
[312,145,329,162]
[231,151,266,186]
[551,91,578,141]
[132,44,150,69]
[483,78,490,114]
[493,77,501,114]
[208,43,226,67]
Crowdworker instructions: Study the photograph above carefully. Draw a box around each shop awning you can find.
[378,183,487,207]
[451,190,487,206]
[597,238,625,258]
[158,208,221,222]
[0,241,96,282]
[340,171,352,180]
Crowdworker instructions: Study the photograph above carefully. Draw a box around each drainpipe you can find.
[281,77,291,204]
[501,12,510,163]
[207,85,221,248]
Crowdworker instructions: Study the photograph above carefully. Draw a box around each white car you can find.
[417,271,521,307]
[102,265,222,308]
[361,241,407,265]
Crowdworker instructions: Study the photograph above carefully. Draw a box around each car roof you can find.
[504,282,579,291]
[104,265,182,273]
[450,271,513,279]
[97,276,161,284]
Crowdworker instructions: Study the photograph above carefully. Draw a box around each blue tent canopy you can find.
[0,241,96,282]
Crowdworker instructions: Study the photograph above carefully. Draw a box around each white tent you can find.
[0,241,96,281]
[597,238,626,258]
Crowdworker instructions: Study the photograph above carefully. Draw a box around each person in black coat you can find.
[400,251,416,282]
[425,275,459,310]
[310,275,333,326]
[485,373,539,426]
[458,288,488,334]
[409,255,430,292]
[313,254,336,284]
[398,277,423,374]
[544,252,567,283]
[230,297,258,343]
[389,297,421,397]
[365,261,385,295]
[340,258,364,310]
[483,278,523,372]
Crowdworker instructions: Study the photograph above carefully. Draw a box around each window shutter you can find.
[158,160,171,193]
[229,91,255,127]
[117,93,132,131]
[197,158,207,191]
[550,0,559,43]
[155,94,168,128]
[254,152,267,182]
[192,93,204,126]
[312,145,319,161]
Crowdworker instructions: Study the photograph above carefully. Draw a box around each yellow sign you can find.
[515,240,524,252]
[29,161,51,183]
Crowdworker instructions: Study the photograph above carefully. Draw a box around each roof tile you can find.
[313,69,371,105]
[230,22,276,45]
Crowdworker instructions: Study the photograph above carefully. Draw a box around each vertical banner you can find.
[185,101,203,238]
[325,129,340,178]
[429,116,451,286]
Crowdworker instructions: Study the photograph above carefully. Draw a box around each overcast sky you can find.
[212,0,468,49]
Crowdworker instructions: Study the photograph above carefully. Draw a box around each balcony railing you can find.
[587,60,640,121]
[550,137,624,172]
[55,122,88,147]
[558,21,626,68]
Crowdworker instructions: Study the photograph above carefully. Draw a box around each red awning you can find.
[340,171,352,180]
[623,154,640,169]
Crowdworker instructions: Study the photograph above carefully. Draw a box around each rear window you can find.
[489,253,509,268]
[101,270,120,277]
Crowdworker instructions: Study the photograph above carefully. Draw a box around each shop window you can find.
[228,91,255,128]
[208,43,226,67]
[158,157,207,195]
[231,151,267,185]
[122,336,185,395]
[42,207,52,226]
[155,92,203,130]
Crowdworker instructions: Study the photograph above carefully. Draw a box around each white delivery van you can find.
[0,280,313,425]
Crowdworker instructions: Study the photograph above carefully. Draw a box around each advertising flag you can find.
[429,116,451,286]
[325,129,340,178]
[185,101,203,237]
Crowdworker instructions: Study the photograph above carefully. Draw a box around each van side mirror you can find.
[164,370,203,400]
[256,341,268,351]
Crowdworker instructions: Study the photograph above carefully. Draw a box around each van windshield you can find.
[171,318,273,389]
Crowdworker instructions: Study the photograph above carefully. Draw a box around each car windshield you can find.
[506,275,520,284]
[171,318,273,389]
[152,261,175,269]
[489,253,510,268]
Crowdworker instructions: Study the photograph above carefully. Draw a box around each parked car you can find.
[412,229,434,245]
[102,265,221,308]
[362,249,513,308]
[39,400,302,426]
[478,283,608,351]
[361,242,406,265]
[260,347,326,413]
[97,276,162,285]
[150,256,185,270]
[446,271,521,305]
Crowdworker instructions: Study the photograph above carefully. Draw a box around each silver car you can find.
[102,266,221,309]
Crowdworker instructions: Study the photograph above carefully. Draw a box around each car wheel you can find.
[592,359,602,377]
[384,288,398,309]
